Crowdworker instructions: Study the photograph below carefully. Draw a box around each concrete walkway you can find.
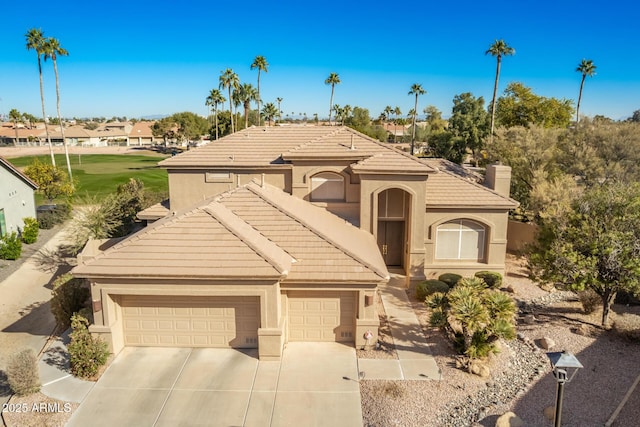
[357,274,442,381]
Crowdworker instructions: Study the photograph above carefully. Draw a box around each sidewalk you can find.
[357,274,442,380]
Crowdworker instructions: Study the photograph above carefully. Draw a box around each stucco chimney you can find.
[485,163,512,198]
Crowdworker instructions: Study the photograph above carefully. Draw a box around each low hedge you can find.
[474,271,503,289]
[438,273,462,288]
[417,279,450,301]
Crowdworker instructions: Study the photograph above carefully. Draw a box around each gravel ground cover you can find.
[361,254,640,427]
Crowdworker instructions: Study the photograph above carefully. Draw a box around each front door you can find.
[377,220,404,266]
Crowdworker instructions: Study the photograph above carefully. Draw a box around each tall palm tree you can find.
[43,37,72,181]
[262,102,278,126]
[237,83,258,128]
[205,89,225,140]
[219,68,239,133]
[332,104,342,125]
[9,109,22,147]
[408,83,426,155]
[486,39,515,143]
[384,105,393,124]
[25,28,55,166]
[251,56,269,126]
[394,106,402,143]
[575,59,597,123]
[276,97,283,123]
[325,73,341,125]
[342,104,352,125]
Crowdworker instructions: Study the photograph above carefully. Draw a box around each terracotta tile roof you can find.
[74,181,389,284]
[0,156,38,189]
[129,121,155,137]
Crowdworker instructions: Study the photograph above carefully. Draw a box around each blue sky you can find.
[1,0,639,121]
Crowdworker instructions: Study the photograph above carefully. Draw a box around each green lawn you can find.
[9,154,170,204]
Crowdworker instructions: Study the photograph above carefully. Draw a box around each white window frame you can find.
[310,172,345,202]
[435,219,486,261]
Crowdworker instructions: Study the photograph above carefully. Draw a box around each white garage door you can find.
[121,295,259,348]
[288,291,355,342]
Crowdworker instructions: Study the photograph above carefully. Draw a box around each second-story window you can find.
[310,172,345,202]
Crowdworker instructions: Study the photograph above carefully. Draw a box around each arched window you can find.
[310,172,345,201]
[436,219,486,261]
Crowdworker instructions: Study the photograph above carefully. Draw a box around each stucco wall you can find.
[507,220,537,254]
[0,166,36,236]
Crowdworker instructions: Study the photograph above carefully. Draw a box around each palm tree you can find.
[251,56,269,126]
[576,59,597,123]
[394,106,402,143]
[324,73,341,125]
[486,39,515,143]
[237,83,258,128]
[384,105,393,124]
[219,68,239,133]
[205,89,226,140]
[262,102,278,126]
[342,104,352,125]
[9,109,22,147]
[43,37,72,181]
[25,28,55,166]
[276,97,283,123]
[408,83,426,155]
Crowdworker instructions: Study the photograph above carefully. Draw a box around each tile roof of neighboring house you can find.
[74,181,389,283]
[48,125,91,139]
[0,156,38,189]
[129,121,155,138]
[0,126,45,139]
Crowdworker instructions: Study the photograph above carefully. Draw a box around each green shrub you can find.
[51,273,91,330]
[37,210,56,229]
[21,217,39,244]
[7,349,40,396]
[68,313,110,379]
[474,271,503,289]
[417,280,449,301]
[578,289,601,314]
[0,232,22,260]
[438,273,462,288]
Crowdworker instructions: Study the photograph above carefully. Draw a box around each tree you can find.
[629,109,640,123]
[24,158,75,202]
[276,97,283,123]
[25,28,55,166]
[251,55,268,126]
[219,68,239,133]
[262,103,278,126]
[9,109,22,147]
[236,83,258,129]
[384,105,393,124]
[205,88,225,140]
[486,39,515,144]
[496,82,574,128]
[393,106,402,142]
[325,73,341,125]
[448,93,490,164]
[171,112,210,141]
[575,59,597,123]
[408,83,426,155]
[529,182,640,326]
[43,37,72,181]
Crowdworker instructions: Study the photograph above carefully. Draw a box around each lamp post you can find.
[547,351,583,427]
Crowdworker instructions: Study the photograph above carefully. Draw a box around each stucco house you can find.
[0,157,38,238]
[73,126,517,360]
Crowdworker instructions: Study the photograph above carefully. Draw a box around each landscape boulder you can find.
[495,411,524,427]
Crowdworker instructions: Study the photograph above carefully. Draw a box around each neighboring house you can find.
[128,121,158,146]
[0,157,38,237]
[73,126,517,360]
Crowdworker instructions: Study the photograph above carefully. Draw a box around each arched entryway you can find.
[376,188,411,268]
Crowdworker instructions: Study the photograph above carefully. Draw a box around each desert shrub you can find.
[7,349,40,396]
[68,313,110,379]
[578,289,601,314]
[612,313,640,342]
[51,273,91,330]
[37,210,56,229]
[416,280,449,301]
[438,273,462,287]
[474,271,503,289]
[37,203,72,229]
[21,217,39,244]
[0,232,22,260]
[426,278,516,360]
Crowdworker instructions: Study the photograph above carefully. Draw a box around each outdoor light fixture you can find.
[547,351,583,427]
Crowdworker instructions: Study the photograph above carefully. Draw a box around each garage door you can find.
[288,291,355,342]
[121,295,260,348]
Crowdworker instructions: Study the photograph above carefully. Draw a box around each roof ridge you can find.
[245,182,388,280]
[203,202,292,275]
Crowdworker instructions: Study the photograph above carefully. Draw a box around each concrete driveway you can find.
[68,342,362,427]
